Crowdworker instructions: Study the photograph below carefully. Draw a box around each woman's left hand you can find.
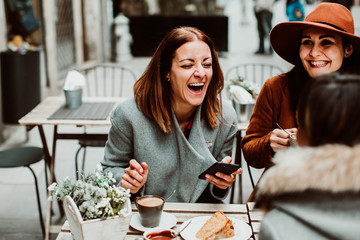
[205,156,243,189]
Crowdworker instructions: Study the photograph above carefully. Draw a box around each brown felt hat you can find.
[270,3,360,65]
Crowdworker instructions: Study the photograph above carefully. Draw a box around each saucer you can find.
[130,212,177,232]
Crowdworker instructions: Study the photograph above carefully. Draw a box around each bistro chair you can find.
[225,62,284,87]
[0,146,47,237]
[74,63,137,179]
[226,63,283,203]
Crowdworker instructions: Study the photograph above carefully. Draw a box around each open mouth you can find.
[188,83,205,93]
[309,61,328,67]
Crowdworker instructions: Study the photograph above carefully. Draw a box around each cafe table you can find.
[247,202,265,240]
[18,96,250,239]
[18,96,123,240]
[55,202,259,240]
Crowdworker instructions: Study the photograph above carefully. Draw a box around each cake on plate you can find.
[195,210,235,240]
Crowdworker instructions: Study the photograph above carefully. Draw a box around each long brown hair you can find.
[133,26,224,133]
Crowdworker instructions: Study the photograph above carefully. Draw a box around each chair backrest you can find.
[225,63,284,88]
[77,63,137,98]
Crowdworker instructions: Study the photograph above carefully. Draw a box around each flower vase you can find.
[232,100,254,123]
[63,196,132,240]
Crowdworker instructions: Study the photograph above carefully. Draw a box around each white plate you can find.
[180,216,252,240]
[130,212,177,232]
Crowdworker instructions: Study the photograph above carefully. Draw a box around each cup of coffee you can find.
[135,195,165,228]
[289,134,298,147]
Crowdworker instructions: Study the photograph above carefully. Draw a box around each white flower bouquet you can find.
[227,76,260,99]
[48,165,131,220]
[227,77,259,123]
[48,165,132,240]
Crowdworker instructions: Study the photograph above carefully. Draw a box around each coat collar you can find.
[256,144,360,201]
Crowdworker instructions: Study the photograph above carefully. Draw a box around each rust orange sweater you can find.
[241,74,297,168]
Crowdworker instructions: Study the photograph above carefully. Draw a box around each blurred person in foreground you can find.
[241,3,360,170]
[255,72,360,239]
[101,26,241,203]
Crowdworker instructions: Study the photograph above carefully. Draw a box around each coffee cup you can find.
[135,195,165,228]
[289,134,298,147]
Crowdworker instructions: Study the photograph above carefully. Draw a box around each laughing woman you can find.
[101,27,242,203]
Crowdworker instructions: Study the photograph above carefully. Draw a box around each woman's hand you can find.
[205,156,243,190]
[120,159,148,194]
[270,127,297,152]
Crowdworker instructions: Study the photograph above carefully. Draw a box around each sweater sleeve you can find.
[240,78,278,169]
[241,74,296,169]
[101,102,134,185]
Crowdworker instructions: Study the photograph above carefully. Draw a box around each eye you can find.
[320,39,334,46]
[203,62,212,68]
[181,64,193,69]
[301,39,313,46]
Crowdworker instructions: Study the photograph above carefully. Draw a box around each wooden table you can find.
[56,202,256,240]
[18,96,123,240]
[247,202,265,240]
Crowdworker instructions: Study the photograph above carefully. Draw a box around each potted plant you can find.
[48,165,132,240]
[227,77,260,123]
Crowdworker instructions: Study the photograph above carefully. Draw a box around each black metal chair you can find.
[74,63,137,179]
[0,146,47,238]
[226,63,283,203]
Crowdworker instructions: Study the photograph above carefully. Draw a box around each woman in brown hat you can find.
[241,2,360,169]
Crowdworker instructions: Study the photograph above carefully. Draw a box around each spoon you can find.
[174,220,192,238]
[144,220,191,240]
[165,189,176,201]
[276,122,295,138]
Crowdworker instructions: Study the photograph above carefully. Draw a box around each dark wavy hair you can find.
[297,72,360,146]
[133,26,224,133]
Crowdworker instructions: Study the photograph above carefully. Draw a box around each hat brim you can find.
[270,21,360,65]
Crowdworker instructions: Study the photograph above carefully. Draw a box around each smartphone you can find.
[198,162,240,179]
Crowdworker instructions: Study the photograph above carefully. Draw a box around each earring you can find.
[345,53,350,58]
[166,77,170,82]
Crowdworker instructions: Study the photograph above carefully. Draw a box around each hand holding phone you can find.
[198,162,240,179]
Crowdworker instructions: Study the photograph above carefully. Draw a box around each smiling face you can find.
[168,40,213,112]
[299,27,352,78]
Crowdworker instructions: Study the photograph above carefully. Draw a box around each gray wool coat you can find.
[101,98,238,203]
[255,144,360,240]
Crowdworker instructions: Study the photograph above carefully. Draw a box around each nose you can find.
[309,43,322,57]
[194,65,205,78]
